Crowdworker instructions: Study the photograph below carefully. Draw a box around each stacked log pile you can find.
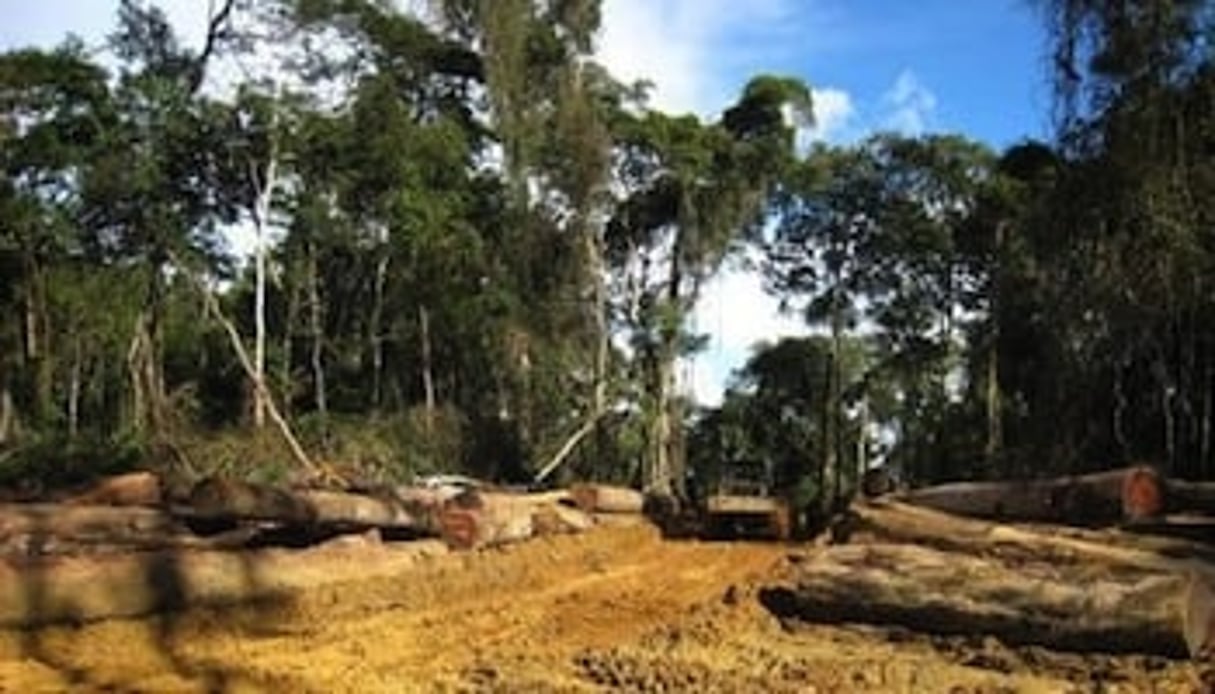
[769,499,1215,661]
[0,472,626,626]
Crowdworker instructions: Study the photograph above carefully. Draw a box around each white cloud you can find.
[880,69,937,134]
[596,1,846,406]
[596,0,801,117]
[682,253,808,406]
[799,86,856,147]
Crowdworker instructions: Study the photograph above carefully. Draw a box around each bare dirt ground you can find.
[0,521,1205,693]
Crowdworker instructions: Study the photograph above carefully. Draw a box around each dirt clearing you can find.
[0,521,1206,692]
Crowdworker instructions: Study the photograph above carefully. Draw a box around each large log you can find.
[1168,479,1215,514]
[847,499,1215,572]
[839,499,1215,660]
[0,538,448,628]
[763,540,1190,658]
[183,479,423,530]
[0,504,258,558]
[438,490,594,549]
[61,472,163,507]
[569,484,645,514]
[1185,569,1215,660]
[897,465,1164,525]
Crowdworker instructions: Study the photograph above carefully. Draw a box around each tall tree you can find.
[611,76,812,495]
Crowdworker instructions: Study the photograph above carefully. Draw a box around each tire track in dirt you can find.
[0,523,1205,692]
[0,524,786,691]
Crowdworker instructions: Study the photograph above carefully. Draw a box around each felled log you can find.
[860,468,894,498]
[0,503,258,558]
[183,478,422,530]
[438,490,594,549]
[1168,479,1215,514]
[62,472,163,507]
[1122,514,1215,545]
[897,465,1164,525]
[569,484,645,514]
[763,540,1190,658]
[848,499,1215,572]
[0,537,448,628]
[1184,569,1215,660]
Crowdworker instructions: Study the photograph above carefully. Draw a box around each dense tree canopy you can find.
[0,0,1211,504]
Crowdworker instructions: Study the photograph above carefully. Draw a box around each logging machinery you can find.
[696,458,792,541]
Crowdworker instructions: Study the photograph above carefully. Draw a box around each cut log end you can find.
[1184,569,1215,661]
[1122,466,1164,521]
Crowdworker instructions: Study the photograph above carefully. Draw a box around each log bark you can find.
[62,472,163,508]
[1184,569,1215,660]
[0,504,257,558]
[1168,479,1215,514]
[438,490,594,549]
[184,479,421,530]
[0,537,448,628]
[569,484,645,514]
[897,465,1164,525]
[847,499,1215,573]
[764,540,1190,658]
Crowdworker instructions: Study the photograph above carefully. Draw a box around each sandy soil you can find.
[0,523,1206,693]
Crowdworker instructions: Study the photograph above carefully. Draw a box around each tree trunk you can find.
[646,227,685,498]
[648,349,675,496]
[281,260,300,418]
[126,311,160,434]
[129,259,169,436]
[308,247,327,417]
[0,382,14,445]
[831,326,844,508]
[253,226,268,428]
[1203,359,1212,478]
[23,255,52,426]
[370,250,389,412]
[67,333,81,438]
[985,222,1005,469]
[419,304,435,432]
[250,87,282,429]
[585,224,608,416]
[985,326,1002,470]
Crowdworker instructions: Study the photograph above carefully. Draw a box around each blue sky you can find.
[595,0,1052,404]
[3,0,1052,405]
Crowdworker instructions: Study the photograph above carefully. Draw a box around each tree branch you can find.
[167,251,323,478]
[533,410,605,485]
[190,0,238,93]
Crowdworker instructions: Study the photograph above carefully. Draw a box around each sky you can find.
[1,0,1052,407]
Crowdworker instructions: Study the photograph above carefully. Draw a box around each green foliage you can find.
[0,433,145,494]
[4,0,1215,499]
